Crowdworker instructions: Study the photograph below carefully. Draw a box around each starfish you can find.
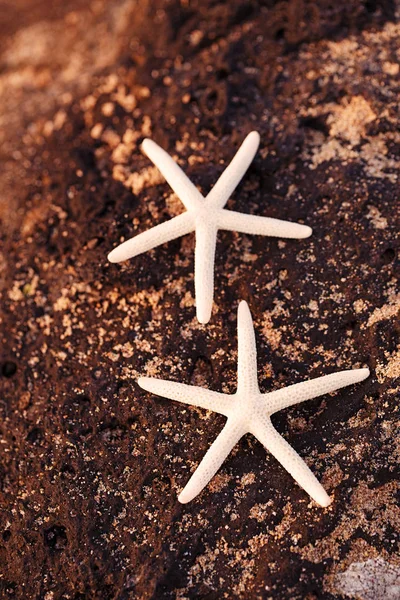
[108,131,312,324]
[138,301,370,506]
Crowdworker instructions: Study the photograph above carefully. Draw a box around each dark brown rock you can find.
[0,1,399,599]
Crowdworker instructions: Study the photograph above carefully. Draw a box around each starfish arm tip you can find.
[196,302,212,324]
[197,313,211,325]
[342,367,370,385]
[141,138,152,152]
[301,225,313,238]
[178,489,194,504]
[137,376,150,390]
[355,367,370,382]
[317,491,332,508]
[237,300,251,319]
[107,247,123,263]
[248,130,261,143]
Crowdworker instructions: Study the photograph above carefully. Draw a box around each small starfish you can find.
[138,301,370,506]
[109,132,312,323]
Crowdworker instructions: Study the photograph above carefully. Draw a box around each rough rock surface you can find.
[0,1,399,599]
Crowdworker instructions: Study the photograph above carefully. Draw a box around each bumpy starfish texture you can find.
[109,132,312,323]
[138,301,370,506]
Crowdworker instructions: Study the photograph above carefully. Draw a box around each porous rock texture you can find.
[0,1,399,599]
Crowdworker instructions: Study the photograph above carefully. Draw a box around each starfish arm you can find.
[216,209,312,239]
[237,301,259,393]
[194,223,218,324]
[178,420,245,503]
[263,368,370,414]
[108,212,194,263]
[137,377,233,416]
[251,419,331,507]
[205,131,260,209]
[141,139,204,211]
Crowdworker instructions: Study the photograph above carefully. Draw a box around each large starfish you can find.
[138,301,370,506]
[108,132,312,323]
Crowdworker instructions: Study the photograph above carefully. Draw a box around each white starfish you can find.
[138,301,370,506]
[108,132,312,323]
